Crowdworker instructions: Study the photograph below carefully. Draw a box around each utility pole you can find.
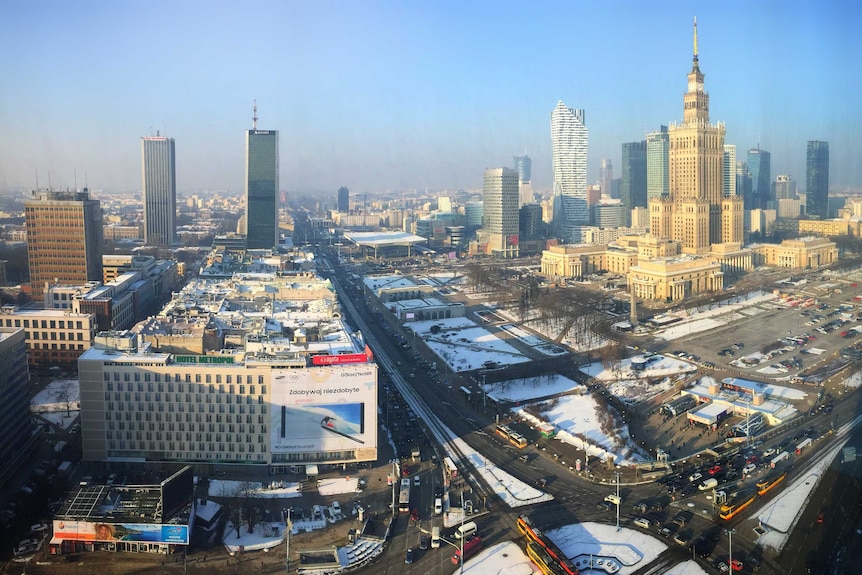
[285,507,292,573]
[615,471,621,532]
[726,528,735,569]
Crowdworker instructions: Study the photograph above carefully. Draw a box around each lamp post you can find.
[459,491,465,574]
[615,472,621,532]
[726,528,735,570]
[284,507,293,573]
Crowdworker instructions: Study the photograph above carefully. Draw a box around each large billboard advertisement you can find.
[52,520,189,544]
[271,364,377,454]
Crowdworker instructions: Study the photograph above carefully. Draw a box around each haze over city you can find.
[1,0,860,194]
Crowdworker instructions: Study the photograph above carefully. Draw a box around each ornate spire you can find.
[693,17,699,62]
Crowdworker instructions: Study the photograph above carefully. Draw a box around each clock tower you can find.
[683,17,710,125]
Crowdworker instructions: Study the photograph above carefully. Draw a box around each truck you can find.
[451,535,482,565]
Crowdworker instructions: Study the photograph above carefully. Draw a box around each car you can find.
[659,525,676,539]
[688,472,703,483]
[730,559,744,571]
[763,448,777,458]
[405,548,415,564]
[816,511,825,524]
[414,475,421,486]
[596,501,612,512]
[536,478,548,488]
[410,508,419,521]
[717,561,730,573]
[743,463,757,475]
[633,502,648,514]
[733,342,745,349]
[434,486,444,498]
[709,465,722,476]
[518,454,529,462]
[420,536,429,550]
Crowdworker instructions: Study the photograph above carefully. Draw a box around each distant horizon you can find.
[2,1,860,195]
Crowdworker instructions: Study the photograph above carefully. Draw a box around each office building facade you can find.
[600,159,614,198]
[806,141,829,219]
[621,141,647,226]
[337,186,350,212]
[747,148,771,210]
[551,101,589,242]
[723,145,736,197]
[25,189,103,299]
[482,167,520,258]
[245,129,279,248]
[646,126,669,201]
[0,328,32,489]
[141,136,177,246]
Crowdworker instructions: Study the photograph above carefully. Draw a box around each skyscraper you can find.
[723,144,737,197]
[245,104,279,249]
[337,186,350,212]
[482,167,520,258]
[141,135,176,246]
[551,100,588,243]
[806,141,829,219]
[649,19,742,252]
[747,147,771,209]
[0,328,32,488]
[25,189,103,299]
[773,175,797,201]
[600,159,614,198]
[621,141,647,225]
[646,126,669,201]
[513,153,533,206]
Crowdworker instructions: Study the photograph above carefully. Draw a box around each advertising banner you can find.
[52,520,189,544]
[271,364,377,453]
[311,353,369,366]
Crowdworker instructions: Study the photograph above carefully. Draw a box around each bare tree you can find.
[220,484,244,539]
[58,382,74,416]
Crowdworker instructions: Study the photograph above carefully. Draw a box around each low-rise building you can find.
[0,305,97,368]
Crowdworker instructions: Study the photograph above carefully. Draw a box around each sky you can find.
[1,0,861,196]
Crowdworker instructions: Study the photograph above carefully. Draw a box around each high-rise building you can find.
[773,175,797,201]
[0,328,32,489]
[646,126,669,201]
[806,141,830,220]
[513,154,532,184]
[621,141,647,226]
[482,167,520,258]
[245,105,279,249]
[519,204,544,240]
[141,135,177,247]
[337,186,350,212]
[25,189,103,299]
[736,162,753,208]
[600,159,614,198]
[551,100,589,242]
[649,19,742,253]
[748,147,771,209]
[723,145,737,197]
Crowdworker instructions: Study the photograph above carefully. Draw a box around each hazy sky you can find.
[1,1,860,196]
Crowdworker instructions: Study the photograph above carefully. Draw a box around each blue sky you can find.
[1,0,860,195]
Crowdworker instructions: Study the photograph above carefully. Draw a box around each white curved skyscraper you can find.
[551,100,588,243]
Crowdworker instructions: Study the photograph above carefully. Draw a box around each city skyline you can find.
[1,1,860,194]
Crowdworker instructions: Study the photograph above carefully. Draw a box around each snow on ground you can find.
[411,317,477,333]
[661,560,711,575]
[317,477,361,496]
[606,375,686,404]
[721,377,808,401]
[459,540,542,574]
[495,307,609,353]
[482,374,585,403]
[546,522,667,575]
[223,521,287,553]
[422,323,531,372]
[450,436,553,509]
[581,357,696,383]
[653,291,775,341]
[498,323,560,351]
[517,394,645,464]
[656,317,726,341]
[31,379,81,431]
[208,479,302,499]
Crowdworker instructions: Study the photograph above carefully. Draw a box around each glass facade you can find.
[245,130,279,249]
[621,141,647,225]
[142,136,176,246]
[806,141,829,219]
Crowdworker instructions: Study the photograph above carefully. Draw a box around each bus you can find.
[516,515,578,575]
[495,425,513,439]
[509,433,528,449]
[443,456,459,479]
[719,491,756,520]
[451,535,483,565]
[756,471,787,496]
[398,478,411,513]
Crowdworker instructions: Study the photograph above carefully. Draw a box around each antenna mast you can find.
[252,99,258,130]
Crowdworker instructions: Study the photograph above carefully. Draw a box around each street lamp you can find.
[615,472,621,532]
[459,491,465,574]
[726,528,735,570]
[284,507,293,573]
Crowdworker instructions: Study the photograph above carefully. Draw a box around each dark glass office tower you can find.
[747,148,771,209]
[806,141,829,220]
[245,128,279,248]
[621,140,647,226]
[141,135,176,246]
[337,186,350,212]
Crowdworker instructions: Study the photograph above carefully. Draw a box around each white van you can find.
[454,521,478,540]
[431,526,441,548]
[698,478,718,491]
[434,497,443,515]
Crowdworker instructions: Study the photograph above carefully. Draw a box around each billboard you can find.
[311,353,369,366]
[52,520,189,544]
[271,364,377,454]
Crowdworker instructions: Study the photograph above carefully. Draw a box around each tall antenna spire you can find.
[693,16,698,60]
[252,99,258,130]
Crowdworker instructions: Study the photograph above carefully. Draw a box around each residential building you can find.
[621,141,647,225]
[723,144,736,197]
[482,167,520,258]
[806,141,830,219]
[25,189,103,299]
[141,135,177,246]
[551,100,589,242]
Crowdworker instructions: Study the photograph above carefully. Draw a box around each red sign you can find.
[312,353,369,366]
